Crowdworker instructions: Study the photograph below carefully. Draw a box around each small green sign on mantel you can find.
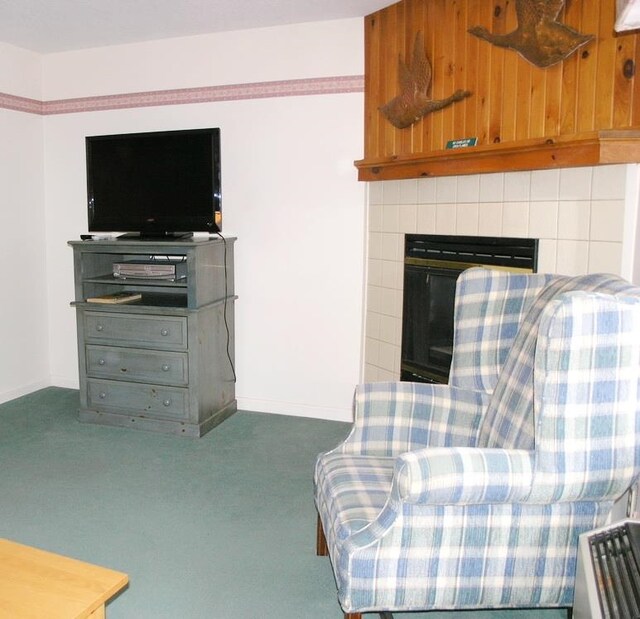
[446,137,478,149]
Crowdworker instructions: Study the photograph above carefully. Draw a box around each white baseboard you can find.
[236,396,352,423]
[0,380,51,405]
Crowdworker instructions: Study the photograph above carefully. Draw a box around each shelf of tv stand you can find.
[69,237,234,311]
[83,274,189,289]
[72,294,189,310]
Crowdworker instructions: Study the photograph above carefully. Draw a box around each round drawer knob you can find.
[162,364,170,372]
[96,324,104,332]
[163,399,172,407]
[160,328,169,336]
[98,359,106,366]
[99,392,106,399]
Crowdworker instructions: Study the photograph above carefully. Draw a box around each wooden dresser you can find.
[68,237,236,437]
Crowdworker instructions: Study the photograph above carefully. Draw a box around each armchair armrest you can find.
[335,382,490,457]
[395,447,534,504]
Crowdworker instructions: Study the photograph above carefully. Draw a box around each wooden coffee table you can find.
[0,538,128,618]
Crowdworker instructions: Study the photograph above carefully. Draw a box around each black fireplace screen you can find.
[401,234,538,384]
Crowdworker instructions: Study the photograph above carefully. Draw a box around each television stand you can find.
[68,237,237,437]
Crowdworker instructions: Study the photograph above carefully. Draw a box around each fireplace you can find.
[363,165,630,385]
[401,234,538,384]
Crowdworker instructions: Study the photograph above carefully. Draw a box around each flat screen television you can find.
[86,128,221,239]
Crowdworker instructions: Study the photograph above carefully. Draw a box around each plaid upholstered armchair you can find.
[314,268,640,619]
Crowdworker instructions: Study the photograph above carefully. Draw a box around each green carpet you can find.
[0,388,567,618]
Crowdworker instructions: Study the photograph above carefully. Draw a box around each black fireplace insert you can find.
[401,234,538,384]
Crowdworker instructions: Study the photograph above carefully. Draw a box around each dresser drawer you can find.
[83,312,188,349]
[87,379,189,421]
[86,345,188,386]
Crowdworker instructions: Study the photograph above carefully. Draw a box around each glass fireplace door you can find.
[400,234,538,385]
[401,264,461,384]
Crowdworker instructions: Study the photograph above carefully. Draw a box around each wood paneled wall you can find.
[357,0,640,179]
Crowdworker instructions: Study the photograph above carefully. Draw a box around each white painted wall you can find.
[41,20,366,421]
[0,41,42,99]
[0,44,49,403]
[42,20,362,98]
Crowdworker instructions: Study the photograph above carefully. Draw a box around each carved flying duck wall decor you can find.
[468,0,595,68]
[379,31,472,129]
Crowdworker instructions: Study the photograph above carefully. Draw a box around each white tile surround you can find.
[364,164,640,382]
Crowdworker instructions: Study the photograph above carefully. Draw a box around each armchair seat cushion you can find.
[315,453,394,546]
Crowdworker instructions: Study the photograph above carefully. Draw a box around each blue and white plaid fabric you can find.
[450,268,555,394]
[332,382,490,457]
[314,269,640,614]
[478,273,637,451]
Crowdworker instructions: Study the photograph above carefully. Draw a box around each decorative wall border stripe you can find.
[0,75,364,116]
[0,92,43,115]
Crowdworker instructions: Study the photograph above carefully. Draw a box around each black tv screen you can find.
[86,128,221,238]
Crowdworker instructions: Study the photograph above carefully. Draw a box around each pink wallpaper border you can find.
[0,92,43,114]
[0,75,364,116]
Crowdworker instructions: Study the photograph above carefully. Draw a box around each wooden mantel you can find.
[356,129,640,179]
[357,0,640,181]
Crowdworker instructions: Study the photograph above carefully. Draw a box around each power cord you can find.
[215,231,237,383]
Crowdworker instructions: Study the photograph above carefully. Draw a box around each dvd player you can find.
[112,260,187,280]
